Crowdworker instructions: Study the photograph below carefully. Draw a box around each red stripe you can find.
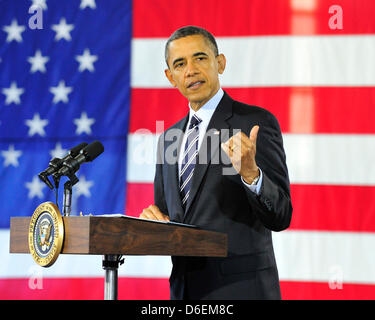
[1,277,374,299]
[0,277,169,300]
[130,87,375,134]
[125,183,155,218]
[133,0,375,37]
[280,280,375,300]
[290,185,375,232]
[129,88,188,134]
[126,183,375,232]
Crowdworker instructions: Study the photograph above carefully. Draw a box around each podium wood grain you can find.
[10,216,227,257]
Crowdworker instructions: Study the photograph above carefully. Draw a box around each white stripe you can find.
[131,35,375,87]
[181,133,199,164]
[125,133,159,183]
[3,228,375,284]
[0,229,171,278]
[180,169,194,192]
[181,189,190,205]
[273,230,375,284]
[126,133,375,185]
[180,150,198,178]
[284,134,375,185]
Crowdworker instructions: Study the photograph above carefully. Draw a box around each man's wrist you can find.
[242,168,260,185]
[241,168,263,196]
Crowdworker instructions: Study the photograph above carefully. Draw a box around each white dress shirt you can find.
[178,88,263,195]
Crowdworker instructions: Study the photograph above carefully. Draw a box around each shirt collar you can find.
[188,88,224,125]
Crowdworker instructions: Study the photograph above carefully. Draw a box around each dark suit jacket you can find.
[154,91,292,300]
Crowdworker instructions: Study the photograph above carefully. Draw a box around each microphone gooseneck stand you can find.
[63,180,73,216]
[60,173,78,217]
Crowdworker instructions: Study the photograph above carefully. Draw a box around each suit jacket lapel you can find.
[183,92,233,220]
[165,114,188,223]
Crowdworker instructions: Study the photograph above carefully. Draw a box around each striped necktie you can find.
[179,114,202,210]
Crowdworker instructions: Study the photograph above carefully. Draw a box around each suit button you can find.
[264,199,272,211]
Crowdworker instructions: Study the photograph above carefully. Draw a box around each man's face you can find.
[165,35,226,110]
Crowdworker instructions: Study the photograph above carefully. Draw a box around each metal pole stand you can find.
[102,254,124,300]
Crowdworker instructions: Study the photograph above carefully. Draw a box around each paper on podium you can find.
[94,213,198,229]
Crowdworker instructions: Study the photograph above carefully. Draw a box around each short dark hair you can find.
[165,26,219,67]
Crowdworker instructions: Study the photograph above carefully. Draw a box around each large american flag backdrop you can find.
[0,0,374,300]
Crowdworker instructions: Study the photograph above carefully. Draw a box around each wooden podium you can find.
[9,215,227,300]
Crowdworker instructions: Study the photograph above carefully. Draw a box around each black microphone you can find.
[52,141,104,188]
[38,142,88,189]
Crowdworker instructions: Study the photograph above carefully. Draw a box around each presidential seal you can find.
[28,202,64,267]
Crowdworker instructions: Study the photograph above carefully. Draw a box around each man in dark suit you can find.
[140,26,292,300]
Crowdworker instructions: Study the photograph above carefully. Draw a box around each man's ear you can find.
[217,54,226,75]
[165,68,177,87]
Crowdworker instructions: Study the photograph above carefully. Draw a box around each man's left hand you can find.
[221,125,260,184]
